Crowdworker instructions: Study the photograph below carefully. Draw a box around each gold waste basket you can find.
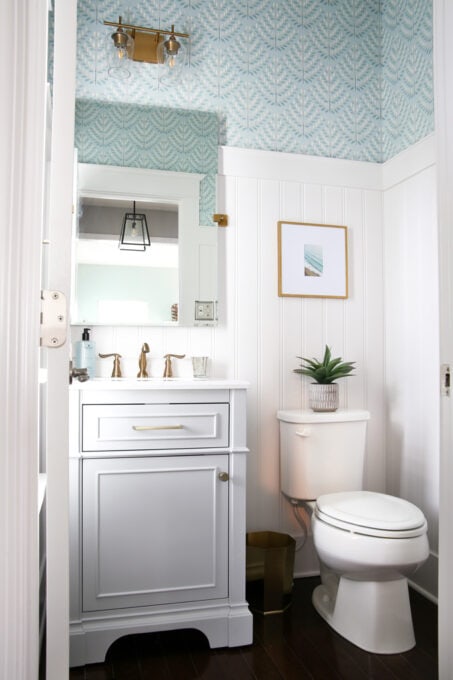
[245,531,296,615]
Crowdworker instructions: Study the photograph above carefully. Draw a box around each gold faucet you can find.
[163,353,185,378]
[99,353,122,378]
[137,343,150,378]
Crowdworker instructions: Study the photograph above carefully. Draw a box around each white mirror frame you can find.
[74,163,214,327]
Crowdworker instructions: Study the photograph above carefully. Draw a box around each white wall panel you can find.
[257,180,283,527]
[214,175,237,378]
[280,183,305,412]
[383,139,438,599]
[361,190,386,490]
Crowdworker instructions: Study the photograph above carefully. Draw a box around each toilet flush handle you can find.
[295,428,311,437]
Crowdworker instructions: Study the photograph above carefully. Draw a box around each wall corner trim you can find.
[381,134,436,191]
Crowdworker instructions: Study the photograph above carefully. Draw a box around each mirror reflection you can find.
[71,163,217,327]
[76,198,179,324]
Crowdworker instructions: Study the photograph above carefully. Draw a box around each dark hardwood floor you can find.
[69,577,438,679]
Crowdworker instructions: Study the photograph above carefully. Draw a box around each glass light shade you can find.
[119,205,150,251]
[107,29,134,80]
[157,35,187,85]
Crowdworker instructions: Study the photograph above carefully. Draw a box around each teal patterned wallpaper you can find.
[381,0,433,160]
[75,0,433,164]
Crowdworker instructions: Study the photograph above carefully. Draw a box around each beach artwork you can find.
[304,244,323,277]
[278,221,348,298]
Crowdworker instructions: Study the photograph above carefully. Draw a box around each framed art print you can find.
[277,221,348,299]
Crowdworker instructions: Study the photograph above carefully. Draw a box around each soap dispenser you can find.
[74,328,96,379]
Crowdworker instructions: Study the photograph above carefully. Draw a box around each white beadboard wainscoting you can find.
[382,135,439,600]
[71,138,439,597]
[216,147,386,578]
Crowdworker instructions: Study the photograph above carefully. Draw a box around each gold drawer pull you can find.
[132,424,184,431]
[218,472,229,482]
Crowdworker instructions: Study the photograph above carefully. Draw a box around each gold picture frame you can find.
[277,221,348,299]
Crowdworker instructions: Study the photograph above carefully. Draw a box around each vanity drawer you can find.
[82,403,229,451]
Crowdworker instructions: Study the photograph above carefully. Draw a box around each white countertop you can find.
[70,378,249,390]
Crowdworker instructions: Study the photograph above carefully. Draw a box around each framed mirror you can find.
[71,163,218,327]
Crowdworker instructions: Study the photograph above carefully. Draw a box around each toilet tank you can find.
[277,409,370,501]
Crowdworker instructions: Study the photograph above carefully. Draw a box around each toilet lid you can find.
[315,491,427,538]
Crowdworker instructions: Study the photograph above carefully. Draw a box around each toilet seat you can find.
[315,491,427,539]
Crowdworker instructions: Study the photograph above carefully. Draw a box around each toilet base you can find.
[312,576,416,654]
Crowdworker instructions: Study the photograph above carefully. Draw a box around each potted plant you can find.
[294,345,355,412]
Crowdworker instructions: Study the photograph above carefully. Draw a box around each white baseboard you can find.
[409,550,438,604]
[294,569,320,579]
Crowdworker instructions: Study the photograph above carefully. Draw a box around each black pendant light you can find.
[119,201,150,251]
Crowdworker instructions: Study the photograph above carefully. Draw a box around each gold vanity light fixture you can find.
[104,16,189,78]
[119,201,151,251]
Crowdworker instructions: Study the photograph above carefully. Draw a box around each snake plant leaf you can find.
[293,345,355,384]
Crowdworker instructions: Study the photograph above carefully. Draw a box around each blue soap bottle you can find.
[75,328,96,379]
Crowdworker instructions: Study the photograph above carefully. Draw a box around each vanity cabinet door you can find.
[82,454,229,612]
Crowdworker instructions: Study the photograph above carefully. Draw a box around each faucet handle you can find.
[163,353,185,378]
[137,342,150,378]
[99,353,122,378]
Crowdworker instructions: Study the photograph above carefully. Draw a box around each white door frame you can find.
[0,0,76,678]
[434,2,453,677]
[2,1,451,677]
[45,0,77,678]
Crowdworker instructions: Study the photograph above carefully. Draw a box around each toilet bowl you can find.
[311,491,429,653]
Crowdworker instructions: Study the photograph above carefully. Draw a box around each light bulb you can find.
[116,45,128,60]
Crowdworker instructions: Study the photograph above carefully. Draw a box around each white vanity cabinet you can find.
[69,381,252,667]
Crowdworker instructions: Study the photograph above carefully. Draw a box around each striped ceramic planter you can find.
[309,383,339,412]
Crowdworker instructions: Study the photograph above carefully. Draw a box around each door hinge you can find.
[40,290,67,348]
[441,363,450,397]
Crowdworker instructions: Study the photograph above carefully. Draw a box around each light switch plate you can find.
[195,301,215,321]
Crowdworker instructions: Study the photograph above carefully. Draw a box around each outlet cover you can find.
[195,301,215,321]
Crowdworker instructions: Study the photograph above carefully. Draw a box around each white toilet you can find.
[277,409,429,654]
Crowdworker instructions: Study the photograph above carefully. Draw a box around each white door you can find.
[44,1,77,679]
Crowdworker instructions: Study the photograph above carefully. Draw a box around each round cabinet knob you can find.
[218,471,229,482]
